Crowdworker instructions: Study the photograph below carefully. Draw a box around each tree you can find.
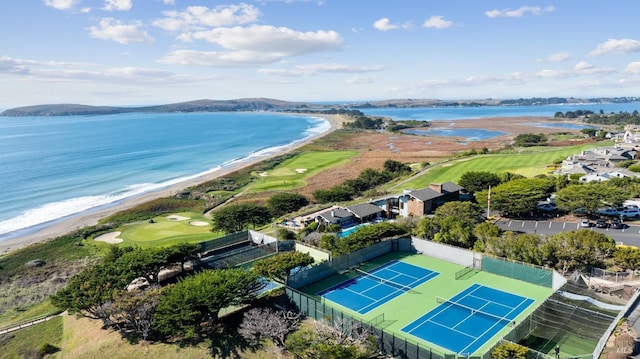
[555,183,628,214]
[211,203,272,234]
[51,263,133,323]
[458,171,502,193]
[478,177,554,217]
[164,243,200,273]
[513,133,547,147]
[285,319,374,359]
[253,251,314,285]
[544,230,616,273]
[152,268,264,340]
[424,201,485,248]
[326,222,407,255]
[267,192,309,217]
[491,341,528,359]
[614,246,640,271]
[313,186,353,203]
[382,159,412,175]
[106,288,161,341]
[238,307,301,352]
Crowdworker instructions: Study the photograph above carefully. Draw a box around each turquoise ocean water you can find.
[1,102,639,241]
[0,112,328,240]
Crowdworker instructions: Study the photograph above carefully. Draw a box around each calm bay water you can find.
[0,112,328,240]
[359,103,640,121]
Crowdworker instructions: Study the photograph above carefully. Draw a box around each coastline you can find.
[0,113,344,256]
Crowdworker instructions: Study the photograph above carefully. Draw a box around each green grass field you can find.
[301,252,553,357]
[248,150,358,192]
[394,142,610,190]
[95,212,223,248]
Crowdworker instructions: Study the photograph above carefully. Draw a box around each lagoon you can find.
[403,128,507,141]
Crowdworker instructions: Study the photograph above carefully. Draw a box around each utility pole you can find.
[487,185,491,218]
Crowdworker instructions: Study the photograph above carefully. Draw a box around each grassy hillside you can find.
[394,142,608,190]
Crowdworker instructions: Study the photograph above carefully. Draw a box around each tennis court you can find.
[402,283,534,355]
[318,260,439,314]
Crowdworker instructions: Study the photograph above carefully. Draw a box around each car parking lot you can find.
[494,218,640,247]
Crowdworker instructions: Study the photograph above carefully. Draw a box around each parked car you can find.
[597,207,619,216]
[580,219,591,228]
[536,203,556,212]
[619,208,640,219]
[610,218,625,229]
[595,218,608,228]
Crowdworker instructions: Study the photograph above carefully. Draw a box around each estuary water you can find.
[0,112,328,240]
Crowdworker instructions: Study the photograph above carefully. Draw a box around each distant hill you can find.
[0,98,309,116]
[2,96,639,116]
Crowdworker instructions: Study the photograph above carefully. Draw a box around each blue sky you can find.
[2,1,640,107]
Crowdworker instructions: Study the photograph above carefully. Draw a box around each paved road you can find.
[494,218,640,247]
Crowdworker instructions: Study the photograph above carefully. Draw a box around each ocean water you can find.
[0,112,329,240]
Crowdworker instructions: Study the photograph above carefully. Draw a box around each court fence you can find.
[286,286,480,359]
[198,231,249,255]
[589,267,640,284]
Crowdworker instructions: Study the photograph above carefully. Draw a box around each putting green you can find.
[249,150,358,192]
[115,212,220,248]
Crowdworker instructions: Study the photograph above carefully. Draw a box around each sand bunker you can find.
[189,220,209,227]
[295,168,307,173]
[166,214,189,221]
[258,171,268,177]
[94,231,123,244]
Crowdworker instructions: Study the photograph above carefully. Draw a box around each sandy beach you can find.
[0,114,344,255]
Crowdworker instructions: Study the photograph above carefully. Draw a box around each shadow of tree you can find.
[207,311,262,359]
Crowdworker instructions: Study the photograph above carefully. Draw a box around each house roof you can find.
[346,203,384,218]
[317,207,352,222]
[408,188,442,202]
[441,181,464,193]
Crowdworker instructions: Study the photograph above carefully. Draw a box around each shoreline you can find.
[0,113,344,256]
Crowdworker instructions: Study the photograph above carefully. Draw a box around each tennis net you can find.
[355,268,419,294]
[436,296,515,327]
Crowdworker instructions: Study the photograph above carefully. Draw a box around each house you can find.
[345,203,384,223]
[400,182,464,217]
[315,207,353,226]
[313,181,466,227]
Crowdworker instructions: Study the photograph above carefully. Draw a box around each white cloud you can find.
[43,0,80,10]
[590,39,640,56]
[541,52,571,62]
[102,0,132,11]
[153,4,260,32]
[89,18,154,44]
[0,56,192,84]
[372,18,412,31]
[486,6,555,18]
[259,63,384,76]
[80,7,91,13]
[183,25,343,56]
[625,62,640,74]
[574,61,593,71]
[347,76,377,84]
[162,0,175,4]
[423,15,452,29]
[159,50,281,67]
[373,18,398,31]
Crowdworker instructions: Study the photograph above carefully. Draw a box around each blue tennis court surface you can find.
[402,283,534,355]
[318,260,439,314]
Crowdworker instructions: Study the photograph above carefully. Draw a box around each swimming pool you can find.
[338,223,369,237]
